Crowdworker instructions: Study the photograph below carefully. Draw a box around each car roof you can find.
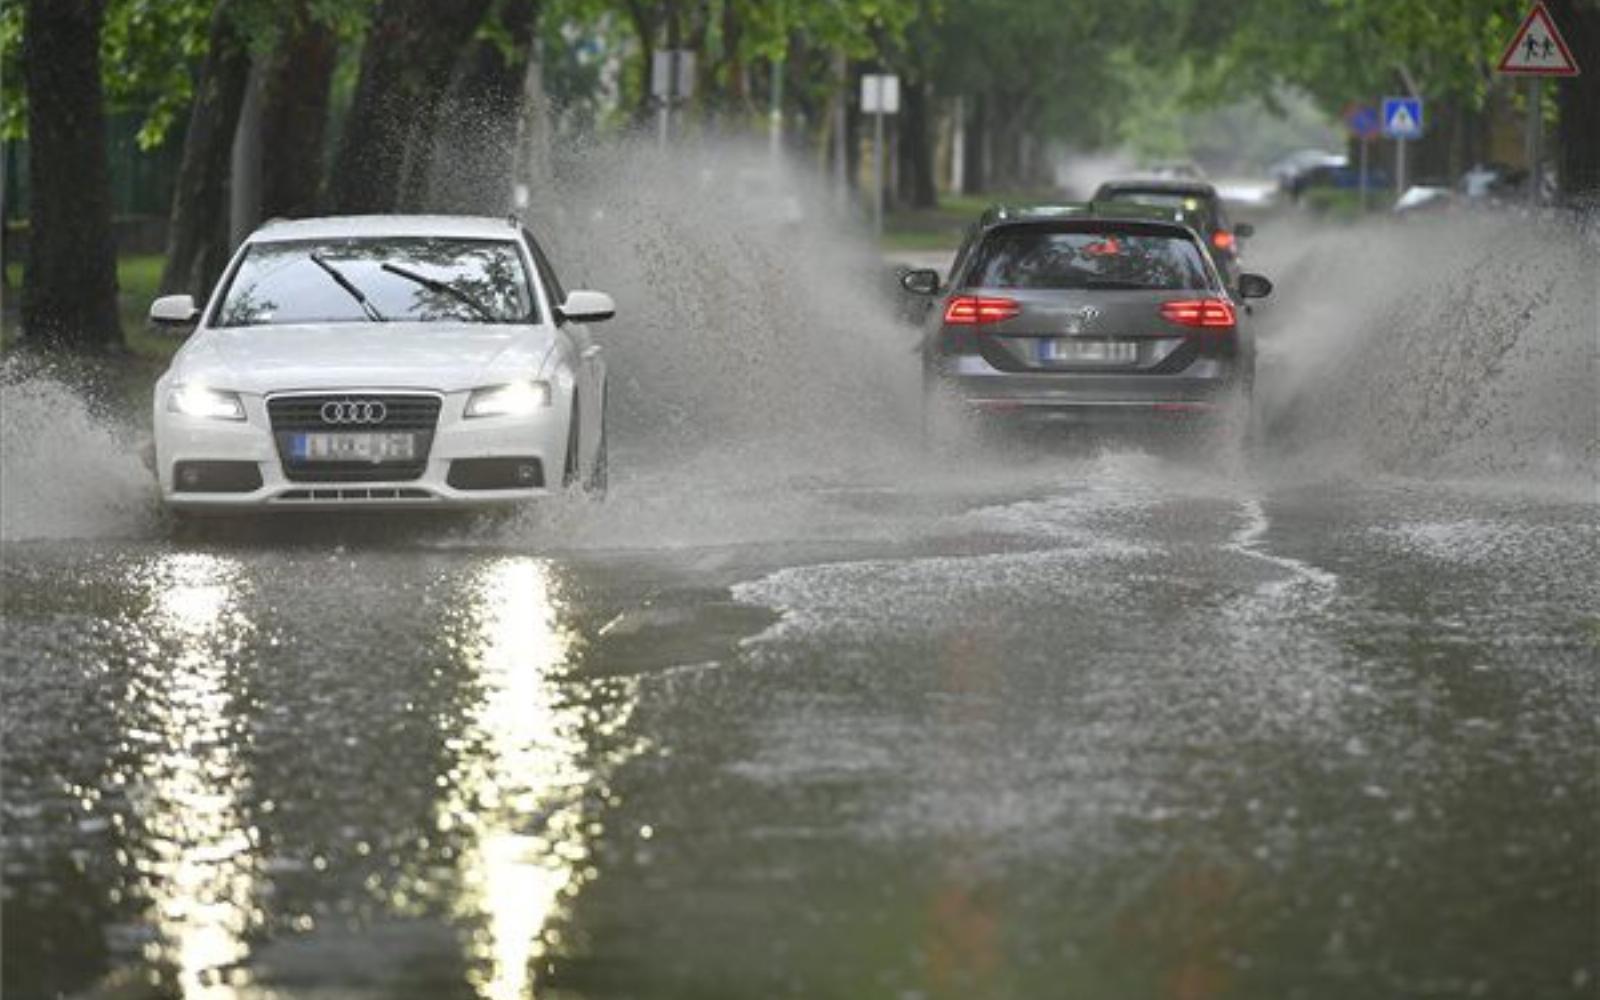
[978,202,1203,235]
[247,214,524,244]
[1093,178,1219,197]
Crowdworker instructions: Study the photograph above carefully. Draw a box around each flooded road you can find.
[3,203,1597,998]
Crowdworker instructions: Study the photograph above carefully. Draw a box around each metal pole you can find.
[833,52,847,204]
[1394,136,1407,200]
[769,58,784,164]
[1359,137,1370,213]
[873,108,885,237]
[1526,77,1542,205]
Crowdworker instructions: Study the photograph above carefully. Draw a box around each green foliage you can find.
[101,0,212,149]
[1,0,27,141]
[3,0,375,148]
[1183,0,1528,116]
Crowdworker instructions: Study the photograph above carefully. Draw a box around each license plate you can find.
[290,432,417,463]
[1039,339,1138,364]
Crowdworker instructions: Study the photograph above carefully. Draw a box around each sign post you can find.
[860,73,900,236]
[1343,104,1381,212]
[1381,96,1423,198]
[1495,2,1581,205]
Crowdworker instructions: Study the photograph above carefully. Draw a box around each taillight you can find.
[1160,298,1236,329]
[944,296,1021,326]
[1211,230,1236,252]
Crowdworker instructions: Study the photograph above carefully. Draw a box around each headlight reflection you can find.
[440,557,639,1000]
[130,553,260,997]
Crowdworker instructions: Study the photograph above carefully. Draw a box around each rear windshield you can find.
[214,237,536,327]
[963,228,1214,291]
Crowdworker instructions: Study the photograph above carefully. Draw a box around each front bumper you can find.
[155,391,569,511]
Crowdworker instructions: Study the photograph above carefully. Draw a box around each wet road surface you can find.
[3,208,1597,999]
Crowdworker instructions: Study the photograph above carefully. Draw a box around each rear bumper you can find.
[933,352,1248,418]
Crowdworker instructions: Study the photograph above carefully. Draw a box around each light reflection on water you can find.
[441,557,640,1000]
[130,553,259,997]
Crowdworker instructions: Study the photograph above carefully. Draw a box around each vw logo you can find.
[320,399,387,425]
[1064,305,1101,334]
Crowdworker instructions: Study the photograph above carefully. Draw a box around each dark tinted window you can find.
[964,228,1213,291]
[1097,191,1220,231]
[215,237,536,327]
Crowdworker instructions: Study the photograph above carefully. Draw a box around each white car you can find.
[150,215,614,513]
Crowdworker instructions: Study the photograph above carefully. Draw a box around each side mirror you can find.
[558,289,616,324]
[1234,222,1256,239]
[149,294,199,328]
[900,268,940,295]
[1237,273,1273,300]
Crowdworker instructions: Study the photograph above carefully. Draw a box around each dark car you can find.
[901,203,1271,432]
[1091,179,1253,286]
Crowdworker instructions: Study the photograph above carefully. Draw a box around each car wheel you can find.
[583,393,608,498]
[562,397,581,489]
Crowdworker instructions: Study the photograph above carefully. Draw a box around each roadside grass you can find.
[1300,186,1397,220]
[882,190,1062,253]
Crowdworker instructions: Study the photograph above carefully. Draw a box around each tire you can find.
[562,397,581,489]
[584,422,608,498]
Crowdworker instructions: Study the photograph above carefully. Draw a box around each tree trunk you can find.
[157,0,250,299]
[259,7,337,219]
[897,78,937,209]
[329,0,493,214]
[20,0,122,351]
[961,92,986,195]
[1550,0,1600,203]
[425,0,540,214]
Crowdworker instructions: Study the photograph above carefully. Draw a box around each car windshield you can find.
[964,228,1213,291]
[215,237,535,327]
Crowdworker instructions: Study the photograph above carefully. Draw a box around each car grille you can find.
[267,393,442,483]
[275,488,434,502]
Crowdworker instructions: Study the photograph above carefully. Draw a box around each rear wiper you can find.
[309,252,386,321]
[380,262,496,322]
[1085,279,1149,290]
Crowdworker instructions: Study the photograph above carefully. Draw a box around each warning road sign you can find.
[1497,2,1581,76]
[1381,97,1423,139]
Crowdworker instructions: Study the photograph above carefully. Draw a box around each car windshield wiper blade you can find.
[380,262,496,322]
[309,252,386,321]
[1084,279,1150,290]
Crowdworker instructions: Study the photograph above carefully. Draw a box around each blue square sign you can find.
[1382,97,1423,139]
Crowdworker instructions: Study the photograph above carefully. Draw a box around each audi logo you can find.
[320,400,387,425]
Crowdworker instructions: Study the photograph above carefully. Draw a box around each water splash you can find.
[1256,209,1598,488]
[515,138,921,465]
[0,357,158,542]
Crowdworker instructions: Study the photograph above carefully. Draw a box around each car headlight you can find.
[464,381,552,418]
[167,385,246,421]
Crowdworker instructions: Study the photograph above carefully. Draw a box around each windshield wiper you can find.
[1085,279,1150,290]
[309,252,386,322]
[380,262,497,323]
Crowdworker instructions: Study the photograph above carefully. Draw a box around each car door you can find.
[524,229,602,464]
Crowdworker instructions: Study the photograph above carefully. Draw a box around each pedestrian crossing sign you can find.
[1381,97,1423,139]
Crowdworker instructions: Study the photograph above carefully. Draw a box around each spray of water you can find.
[0,356,159,542]
[2,137,1592,548]
[1255,208,1598,489]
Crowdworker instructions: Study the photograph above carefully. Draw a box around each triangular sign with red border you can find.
[1497,2,1581,76]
